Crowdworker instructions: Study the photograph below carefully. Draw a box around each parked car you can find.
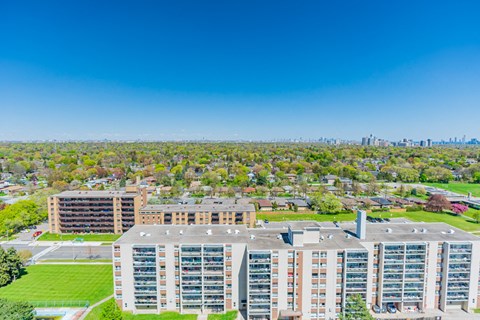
[372,305,382,313]
[387,303,397,313]
[264,219,269,224]
[33,231,43,238]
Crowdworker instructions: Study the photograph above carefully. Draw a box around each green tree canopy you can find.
[340,294,374,320]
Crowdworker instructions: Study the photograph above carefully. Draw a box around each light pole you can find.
[72,241,75,261]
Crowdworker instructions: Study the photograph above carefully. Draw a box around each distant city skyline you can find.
[1,1,480,141]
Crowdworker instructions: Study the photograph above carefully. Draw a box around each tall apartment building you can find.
[138,204,256,228]
[48,186,146,234]
[113,212,480,319]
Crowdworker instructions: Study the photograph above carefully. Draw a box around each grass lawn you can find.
[0,264,112,305]
[208,311,238,320]
[257,211,480,232]
[423,182,480,197]
[85,299,198,320]
[257,212,357,222]
[37,232,121,242]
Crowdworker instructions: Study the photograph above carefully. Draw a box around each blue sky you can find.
[1,1,479,141]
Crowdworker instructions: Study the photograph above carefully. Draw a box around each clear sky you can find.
[1,1,479,141]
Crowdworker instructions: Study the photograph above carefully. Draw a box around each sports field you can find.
[0,264,113,305]
[424,182,480,197]
[257,210,480,232]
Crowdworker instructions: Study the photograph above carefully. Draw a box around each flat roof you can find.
[54,190,137,198]
[116,224,250,245]
[341,221,480,243]
[140,204,255,213]
[116,220,480,250]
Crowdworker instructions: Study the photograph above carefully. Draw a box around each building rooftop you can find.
[140,203,256,213]
[54,190,137,198]
[341,221,480,243]
[116,224,250,245]
[116,219,480,249]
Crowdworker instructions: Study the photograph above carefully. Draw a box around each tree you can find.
[340,294,374,320]
[473,211,480,224]
[0,247,23,287]
[425,194,452,213]
[451,203,468,215]
[272,201,278,211]
[366,182,380,196]
[312,193,343,214]
[423,167,454,183]
[17,250,32,265]
[100,299,123,320]
[0,299,34,320]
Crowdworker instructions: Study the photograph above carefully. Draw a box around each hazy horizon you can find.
[1,1,480,141]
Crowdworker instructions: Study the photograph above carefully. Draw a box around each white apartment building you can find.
[113,212,480,319]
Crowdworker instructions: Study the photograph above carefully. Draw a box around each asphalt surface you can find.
[40,245,112,260]
[14,222,50,242]
[0,244,47,256]
[0,243,112,260]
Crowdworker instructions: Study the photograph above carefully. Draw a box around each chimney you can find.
[356,210,366,240]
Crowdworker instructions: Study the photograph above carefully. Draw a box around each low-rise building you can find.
[138,204,256,228]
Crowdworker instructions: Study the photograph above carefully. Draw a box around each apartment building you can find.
[138,204,256,228]
[113,212,480,319]
[48,186,146,234]
[48,188,256,234]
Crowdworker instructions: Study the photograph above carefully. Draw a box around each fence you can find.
[31,300,90,308]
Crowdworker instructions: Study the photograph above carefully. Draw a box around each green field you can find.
[38,232,121,242]
[257,210,480,232]
[424,182,480,197]
[208,311,238,320]
[85,299,198,320]
[257,212,358,222]
[0,265,113,305]
[38,259,112,263]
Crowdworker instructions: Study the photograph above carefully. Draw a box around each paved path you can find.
[78,294,113,320]
[31,245,60,261]
[36,261,112,265]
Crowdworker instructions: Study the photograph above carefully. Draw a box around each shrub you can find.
[451,203,469,215]
[406,205,424,212]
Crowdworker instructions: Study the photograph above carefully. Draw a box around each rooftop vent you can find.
[346,234,351,239]
[227,229,232,234]
[250,234,256,240]
[327,234,333,239]
[448,229,455,234]
[140,232,146,237]
[146,233,151,237]
[165,230,170,235]
[320,235,325,241]
[277,234,282,240]
[206,229,212,235]
[421,228,427,233]
[386,228,392,233]
[412,228,417,233]
[179,230,183,235]
[234,229,240,234]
